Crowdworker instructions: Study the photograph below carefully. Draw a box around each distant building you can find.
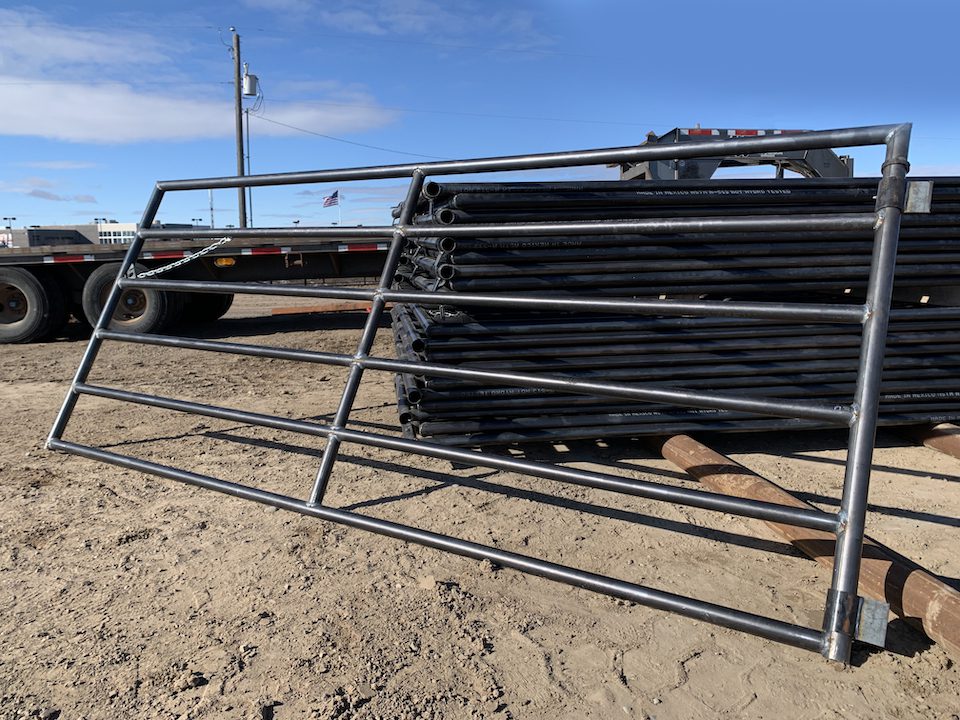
[96,221,138,245]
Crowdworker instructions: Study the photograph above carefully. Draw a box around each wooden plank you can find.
[652,433,960,660]
[907,423,960,462]
[271,300,385,316]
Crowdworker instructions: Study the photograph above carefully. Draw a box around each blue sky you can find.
[1,0,958,229]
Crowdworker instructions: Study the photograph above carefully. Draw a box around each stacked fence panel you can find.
[392,177,960,445]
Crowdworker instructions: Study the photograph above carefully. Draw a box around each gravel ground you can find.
[1,295,958,719]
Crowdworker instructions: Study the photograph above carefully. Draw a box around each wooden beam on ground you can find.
[651,433,960,660]
[271,300,386,316]
[903,423,960,462]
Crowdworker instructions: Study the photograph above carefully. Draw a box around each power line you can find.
[251,115,449,160]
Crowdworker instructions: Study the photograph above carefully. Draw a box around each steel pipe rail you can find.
[400,320,956,351]
[414,222,960,253]
[118,277,375,300]
[412,305,960,337]
[821,124,912,664]
[136,212,878,242]
[95,329,852,424]
[69,382,838,532]
[421,343,960,374]
[419,205,898,226]
[418,364,960,397]
[445,187,884,209]
[149,124,902,193]
[382,290,867,323]
[413,400,959,437]
[430,253,960,279]
[118,277,868,323]
[421,175,959,200]
[416,331,953,362]
[425,412,960,448]
[412,366,960,408]
[47,437,825,653]
[406,382,960,418]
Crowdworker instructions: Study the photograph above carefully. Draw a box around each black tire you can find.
[69,302,92,331]
[35,271,68,340]
[160,289,187,331]
[182,293,235,324]
[0,267,59,343]
[82,263,175,334]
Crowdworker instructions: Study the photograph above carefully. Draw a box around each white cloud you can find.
[27,189,97,203]
[0,176,97,203]
[0,8,396,144]
[0,76,394,143]
[21,176,56,189]
[0,8,169,75]
[17,160,98,170]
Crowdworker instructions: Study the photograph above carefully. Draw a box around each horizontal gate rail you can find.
[121,278,868,323]
[47,122,914,664]
[137,212,878,241]
[69,382,838,531]
[46,437,824,653]
[97,328,853,424]
[148,124,899,190]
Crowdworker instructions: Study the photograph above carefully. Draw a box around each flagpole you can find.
[338,191,342,226]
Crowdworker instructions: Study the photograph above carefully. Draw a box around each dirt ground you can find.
[2,295,959,719]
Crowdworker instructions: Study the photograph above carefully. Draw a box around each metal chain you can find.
[131,236,234,278]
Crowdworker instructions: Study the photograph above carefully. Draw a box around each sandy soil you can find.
[1,296,959,719]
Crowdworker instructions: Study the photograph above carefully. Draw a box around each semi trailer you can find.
[0,234,388,343]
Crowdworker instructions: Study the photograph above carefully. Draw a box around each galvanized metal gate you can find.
[48,123,912,664]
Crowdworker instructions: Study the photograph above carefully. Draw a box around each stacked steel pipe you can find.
[392,177,960,445]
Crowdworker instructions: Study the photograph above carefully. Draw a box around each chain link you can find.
[131,236,234,278]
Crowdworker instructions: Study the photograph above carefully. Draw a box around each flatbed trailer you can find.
[0,235,388,342]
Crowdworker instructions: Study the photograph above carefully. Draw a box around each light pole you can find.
[192,217,203,227]
[2,216,15,229]
[93,217,106,244]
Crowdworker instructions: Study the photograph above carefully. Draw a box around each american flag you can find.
[322,190,339,208]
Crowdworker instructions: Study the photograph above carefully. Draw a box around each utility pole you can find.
[232,29,247,228]
[245,104,253,226]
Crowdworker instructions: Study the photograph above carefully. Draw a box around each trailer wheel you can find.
[183,293,234,323]
[82,263,175,334]
[0,267,60,343]
[35,271,68,340]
